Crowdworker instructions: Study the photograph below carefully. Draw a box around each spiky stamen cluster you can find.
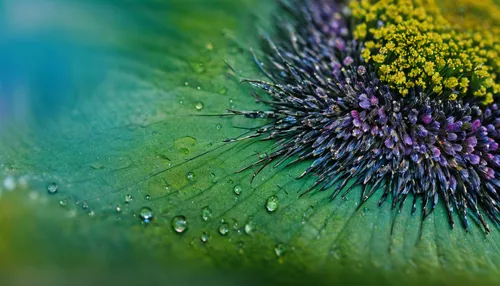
[230,0,500,232]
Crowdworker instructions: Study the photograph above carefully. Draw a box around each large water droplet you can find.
[47,182,58,194]
[172,216,188,233]
[195,101,204,111]
[201,206,212,221]
[233,185,242,196]
[266,195,279,212]
[139,207,154,223]
[274,243,286,257]
[218,220,230,236]
[174,136,197,155]
[200,231,209,243]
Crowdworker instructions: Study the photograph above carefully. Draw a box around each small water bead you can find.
[216,123,222,130]
[81,201,89,210]
[3,176,16,191]
[139,207,154,223]
[125,194,133,203]
[59,200,67,207]
[172,216,188,233]
[233,185,242,195]
[200,231,209,243]
[88,210,95,217]
[274,243,286,257]
[195,101,204,111]
[265,195,279,212]
[187,172,195,181]
[145,194,151,200]
[244,220,256,235]
[47,182,58,194]
[218,220,230,236]
[116,205,122,212]
[201,206,212,221]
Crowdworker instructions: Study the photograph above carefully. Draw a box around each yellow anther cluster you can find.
[350,0,499,104]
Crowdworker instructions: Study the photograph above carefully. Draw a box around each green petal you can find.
[0,1,499,285]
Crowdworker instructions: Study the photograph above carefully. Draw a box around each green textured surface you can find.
[0,0,499,285]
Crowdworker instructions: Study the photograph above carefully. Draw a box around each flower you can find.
[230,0,500,232]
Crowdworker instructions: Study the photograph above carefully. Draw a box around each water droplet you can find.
[200,231,209,243]
[233,185,242,195]
[145,194,151,200]
[274,243,286,257]
[3,176,16,191]
[219,87,227,95]
[125,194,133,203]
[206,42,213,50]
[139,207,154,223]
[47,182,58,194]
[59,200,67,207]
[82,201,89,210]
[218,220,230,236]
[265,195,279,212]
[88,210,95,216]
[116,205,122,212]
[172,216,188,233]
[195,101,204,110]
[174,136,197,155]
[201,206,212,221]
[216,123,222,130]
[244,220,256,235]
[187,172,195,181]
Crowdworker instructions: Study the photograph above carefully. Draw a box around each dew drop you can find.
[59,200,67,207]
[195,101,204,110]
[233,185,242,195]
[116,205,122,212]
[47,182,58,194]
[3,176,16,191]
[145,194,151,200]
[172,215,188,233]
[187,172,195,181]
[200,231,209,243]
[218,220,230,236]
[88,210,95,216]
[244,220,256,235]
[139,207,154,223]
[265,195,279,212]
[125,194,133,203]
[216,123,222,130]
[82,201,89,210]
[219,87,227,95]
[274,243,286,257]
[201,206,212,221]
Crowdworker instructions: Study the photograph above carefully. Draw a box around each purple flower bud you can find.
[359,100,371,109]
[449,176,457,191]
[432,147,441,158]
[447,133,457,141]
[465,136,478,147]
[471,119,481,132]
[370,96,379,106]
[343,56,353,66]
[351,110,359,119]
[403,134,413,145]
[421,114,432,124]
[411,153,419,162]
[468,154,480,165]
[490,141,499,151]
[384,138,394,148]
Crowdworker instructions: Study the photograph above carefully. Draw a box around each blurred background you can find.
[0,1,499,286]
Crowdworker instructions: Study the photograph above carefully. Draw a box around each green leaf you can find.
[0,1,499,285]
